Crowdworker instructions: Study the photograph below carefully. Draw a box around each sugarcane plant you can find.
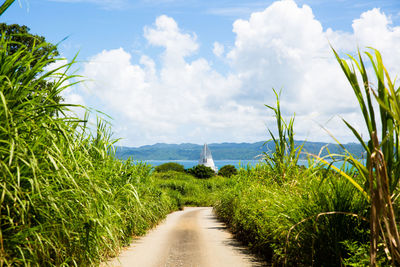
[332,47,400,266]
[263,89,303,183]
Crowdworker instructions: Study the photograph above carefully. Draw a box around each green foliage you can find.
[186,164,215,179]
[0,23,59,63]
[152,171,229,208]
[155,162,185,173]
[214,164,369,265]
[0,0,15,16]
[327,47,400,194]
[341,240,389,266]
[263,89,303,183]
[0,23,64,114]
[218,164,237,177]
[0,12,227,265]
[0,34,176,265]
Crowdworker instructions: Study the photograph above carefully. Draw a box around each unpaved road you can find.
[104,207,266,267]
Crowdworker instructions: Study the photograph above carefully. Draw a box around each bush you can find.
[218,165,237,177]
[152,171,230,208]
[155,162,185,173]
[187,165,215,179]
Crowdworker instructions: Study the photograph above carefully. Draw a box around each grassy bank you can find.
[0,32,186,265]
[214,164,371,265]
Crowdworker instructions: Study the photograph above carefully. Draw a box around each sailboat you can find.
[199,143,218,172]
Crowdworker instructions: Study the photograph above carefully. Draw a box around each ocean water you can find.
[144,159,312,169]
[143,159,347,170]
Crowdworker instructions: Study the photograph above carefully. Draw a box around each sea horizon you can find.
[141,158,352,170]
[143,159,260,170]
[142,159,322,170]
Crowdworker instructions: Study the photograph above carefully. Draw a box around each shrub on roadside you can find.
[186,164,215,179]
[155,162,185,173]
[218,165,237,177]
[214,164,370,266]
[152,171,229,207]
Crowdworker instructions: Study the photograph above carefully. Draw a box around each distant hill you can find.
[115,141,364,160]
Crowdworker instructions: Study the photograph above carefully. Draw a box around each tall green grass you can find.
[214,164,370,266]
[0,21,230,265]
[0,31,177,265]
[263,89,303,183]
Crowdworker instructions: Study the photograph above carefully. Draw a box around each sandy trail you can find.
[103,207,266,267]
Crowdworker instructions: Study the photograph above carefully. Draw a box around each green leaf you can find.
[0,0,15,16]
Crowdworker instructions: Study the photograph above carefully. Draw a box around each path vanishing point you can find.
[103,207,267,267]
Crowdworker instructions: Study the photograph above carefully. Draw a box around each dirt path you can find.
[103,207,266,267]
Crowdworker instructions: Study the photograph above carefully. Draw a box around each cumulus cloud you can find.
[213,42,225,57]
[81,17,259,145]
[225,0,399,142]
[80,0,400,146]
[144,15,199,62]
[352,8,400,74]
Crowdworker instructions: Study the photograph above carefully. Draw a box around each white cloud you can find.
[79,1,400,146]
[224,0,358,141]
[213,42,225,57]
[225,0,400,143]
[207,7,260,17]
[81,17,258,146]
[48,0,126,9]
[206,2,272,17]
[351,8,400,75]
[144,15,198,64]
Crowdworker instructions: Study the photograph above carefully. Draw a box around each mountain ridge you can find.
[115,140,364,160]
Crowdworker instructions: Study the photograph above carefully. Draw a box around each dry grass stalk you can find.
[369,131,400,266]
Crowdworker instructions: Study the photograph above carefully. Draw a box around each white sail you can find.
[199,143,218,172]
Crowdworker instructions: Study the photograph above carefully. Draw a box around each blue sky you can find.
[2,0,400,146]
[4,1,400,60]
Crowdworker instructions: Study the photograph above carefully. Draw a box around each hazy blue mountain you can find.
[115,141,364,160]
